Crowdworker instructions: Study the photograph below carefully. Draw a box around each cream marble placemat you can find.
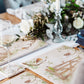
[22,45,84,84]
[0,39,48,65]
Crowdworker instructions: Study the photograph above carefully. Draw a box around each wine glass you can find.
[0,20,15,78]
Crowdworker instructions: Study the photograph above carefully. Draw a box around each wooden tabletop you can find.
[0,13,21,24]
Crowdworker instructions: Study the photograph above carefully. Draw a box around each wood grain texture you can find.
[0,13,21,24]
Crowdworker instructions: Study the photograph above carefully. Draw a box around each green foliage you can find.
[72,0,75,3]
[48,12,55,23]
[61,0,84,35]
[61,0,81,19]
[51,0,56,2]
[15,34,20,41]
[28,13,48,40]
[16,34,20,37]
[48,67,55,72]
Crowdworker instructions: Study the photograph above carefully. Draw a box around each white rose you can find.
[28,19,34,28]
[76,0,83,7]
[20,19,34,34]
[49,2,57,12]
[73,17,84,29]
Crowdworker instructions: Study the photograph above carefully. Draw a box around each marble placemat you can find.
[22,45,84,84]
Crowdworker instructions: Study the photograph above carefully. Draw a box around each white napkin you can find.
[6,8,15,15]
[7,8,23,19]
[6,2,47,20]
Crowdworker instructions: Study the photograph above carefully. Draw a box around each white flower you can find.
[76,0,83,7]
[73,17,84,29]
[73,13,78,18]
[28,19,34,28]
[64,15,69,20]
[78,11,83,16]
[49,2,57,12]
[83,15,84,19]
[20,19,34,34]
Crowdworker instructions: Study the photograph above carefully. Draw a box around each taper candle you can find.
[56,0,60,13]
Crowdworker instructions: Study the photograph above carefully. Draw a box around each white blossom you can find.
[49,2,57,12]
[73,17,84,29]
[73,13,78,18]
[20,19,34,34]
[76,0,83,7]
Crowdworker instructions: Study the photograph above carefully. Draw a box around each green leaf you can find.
[48,67,55,72]
[66,3,71,6]
[62,14,66,18]
[16,34,20,37]
[61,11,65,14]
[16,38,19,41]
[74,4,80,7]
[76,9,78,12]
[72,0,75,3]
[40,35,44,41]
[63,7,69,10]
[51,0,56,2]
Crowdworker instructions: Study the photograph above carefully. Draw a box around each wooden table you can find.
[0,13,21,24]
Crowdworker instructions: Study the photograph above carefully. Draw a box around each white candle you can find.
[61,0,65,7]
[56,0,60,13]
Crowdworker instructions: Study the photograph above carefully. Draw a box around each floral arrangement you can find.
[61,0,84,35]
[19,0,84,40]
[19,13,48,40]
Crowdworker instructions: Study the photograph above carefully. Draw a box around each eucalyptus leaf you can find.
[48,67,55,72]
[16,38,20,41]
[16,34,20,37]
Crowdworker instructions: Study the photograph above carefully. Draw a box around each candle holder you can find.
[46,9,65,43]
[53,9,65,42]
